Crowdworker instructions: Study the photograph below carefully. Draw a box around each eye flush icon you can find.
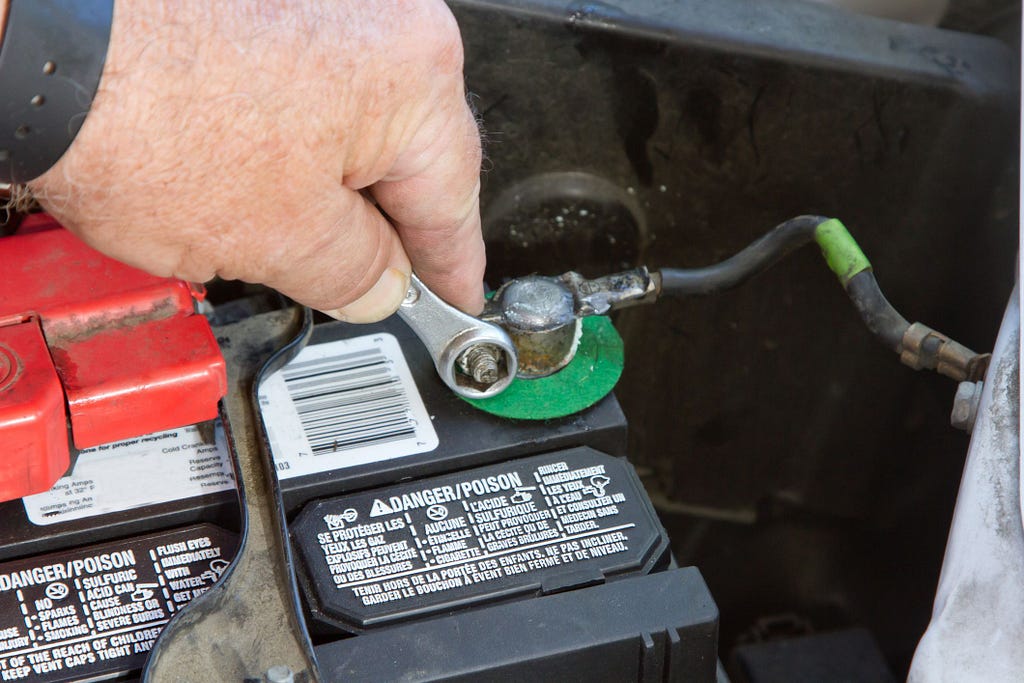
[510,487,537,504]
[131,584,159,602]
[209,558,230,577]
[582,474,611,498]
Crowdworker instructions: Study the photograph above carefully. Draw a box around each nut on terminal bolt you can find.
[459,344,502,385]
[396,274,517,399]
[950,380,984,433]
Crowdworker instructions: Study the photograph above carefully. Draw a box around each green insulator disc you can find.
[463,315,624,420]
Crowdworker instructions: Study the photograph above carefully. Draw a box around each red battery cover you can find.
[0,214,227,500]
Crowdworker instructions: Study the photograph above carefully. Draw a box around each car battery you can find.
[0,217,242,682]
[0,524,238,682]
[261,317,631,514]
[0,415,240,681]
[255,318,720,681]
[0,309,641,682]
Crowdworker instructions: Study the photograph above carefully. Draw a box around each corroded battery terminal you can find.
[482,268,657,378]
[404,215,990,402]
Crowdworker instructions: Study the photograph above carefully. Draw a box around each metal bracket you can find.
[900,322,990,382]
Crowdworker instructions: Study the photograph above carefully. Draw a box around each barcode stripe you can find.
[282,362,382,383]
[296,396,406,415]
[283,347,420,454]
[285,366,390,388]
[302,413,412,436]
[300,414,409,433]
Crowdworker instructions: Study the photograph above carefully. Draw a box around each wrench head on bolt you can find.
[396,274,517,399]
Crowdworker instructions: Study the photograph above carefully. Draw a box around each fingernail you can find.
[323,268,411,323]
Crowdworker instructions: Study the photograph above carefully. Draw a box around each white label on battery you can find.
[23,423,235,526]
[257,333,439,479]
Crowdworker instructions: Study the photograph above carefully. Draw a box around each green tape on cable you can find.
[814,218,871,287]
[463,315,624,420]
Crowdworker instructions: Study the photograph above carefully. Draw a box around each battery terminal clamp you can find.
[899,323,989,382]
[400,216,989,412]
[481,268,656,379]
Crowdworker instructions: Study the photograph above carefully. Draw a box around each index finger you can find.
[371,102,486,315]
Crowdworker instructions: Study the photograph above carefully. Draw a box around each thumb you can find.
[323,236,411,323]
[264,186,411,323]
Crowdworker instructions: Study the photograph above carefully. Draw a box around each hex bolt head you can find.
[950,381,983,433]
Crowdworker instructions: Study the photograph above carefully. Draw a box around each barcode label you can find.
[258,333,438,478]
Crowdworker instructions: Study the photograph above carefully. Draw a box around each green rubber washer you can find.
[463,315,624,420]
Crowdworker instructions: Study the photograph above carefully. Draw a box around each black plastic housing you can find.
[277,318,629,515]
[291,447,670,633]
[314,567,719,683]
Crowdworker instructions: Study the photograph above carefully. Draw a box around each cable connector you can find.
[900,322,990,382]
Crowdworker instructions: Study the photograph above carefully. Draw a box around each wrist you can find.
[0,1,113,184]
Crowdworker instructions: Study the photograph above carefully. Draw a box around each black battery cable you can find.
[655,215,989,382]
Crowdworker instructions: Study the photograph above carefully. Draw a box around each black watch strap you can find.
[0,0,114,184]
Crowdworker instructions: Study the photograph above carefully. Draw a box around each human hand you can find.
[28,0,486,320]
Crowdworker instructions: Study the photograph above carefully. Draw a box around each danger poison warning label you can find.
[368,472,525,516]
[0,525,236,682]
[291,448,667,630]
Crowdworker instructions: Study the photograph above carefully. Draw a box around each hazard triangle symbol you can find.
[370,499,394,517]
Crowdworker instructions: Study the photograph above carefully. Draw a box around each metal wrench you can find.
[397,274,518,399]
